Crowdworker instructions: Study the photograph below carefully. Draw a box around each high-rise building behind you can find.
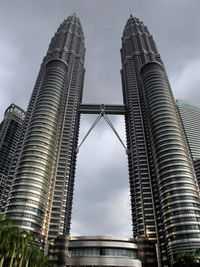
[5,14,85,245]
[121,15,200,265]
[0,104,25,209]
[176,99,200,160]
[176,99,200,191]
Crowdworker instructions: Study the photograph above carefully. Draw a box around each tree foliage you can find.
[0,214,52,267]
[173,253,200,267]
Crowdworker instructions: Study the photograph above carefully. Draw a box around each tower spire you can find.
[73,9,77,17]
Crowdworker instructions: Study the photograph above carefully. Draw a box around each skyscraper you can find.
[5,14,85,245]
[176,99,200,191]
[121,15,200,265]
[176,99,200,160]
[0,104,25,209]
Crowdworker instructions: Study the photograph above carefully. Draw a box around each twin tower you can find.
[5,14,200,265]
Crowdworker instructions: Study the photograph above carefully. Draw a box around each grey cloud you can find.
[71,116,130,235]
[171,57,200,105]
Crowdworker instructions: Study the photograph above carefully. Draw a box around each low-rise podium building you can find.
[49,236,142,267]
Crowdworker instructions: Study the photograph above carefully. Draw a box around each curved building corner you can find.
[48,235,143,267]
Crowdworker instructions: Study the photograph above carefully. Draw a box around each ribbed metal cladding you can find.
[6,59,68,236]
[121,15,160,243]
[176,99,200,161]
[6,14,85,244]
[140,61,200,258]
[121,15,200,265]
[0,104,25,211]
[176,100,200,189]
[48,16,85,239]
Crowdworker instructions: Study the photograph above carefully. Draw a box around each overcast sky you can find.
[1,0,200,237]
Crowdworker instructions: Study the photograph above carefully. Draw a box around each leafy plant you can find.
[0,213,52,267]
[173,253,199,267]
